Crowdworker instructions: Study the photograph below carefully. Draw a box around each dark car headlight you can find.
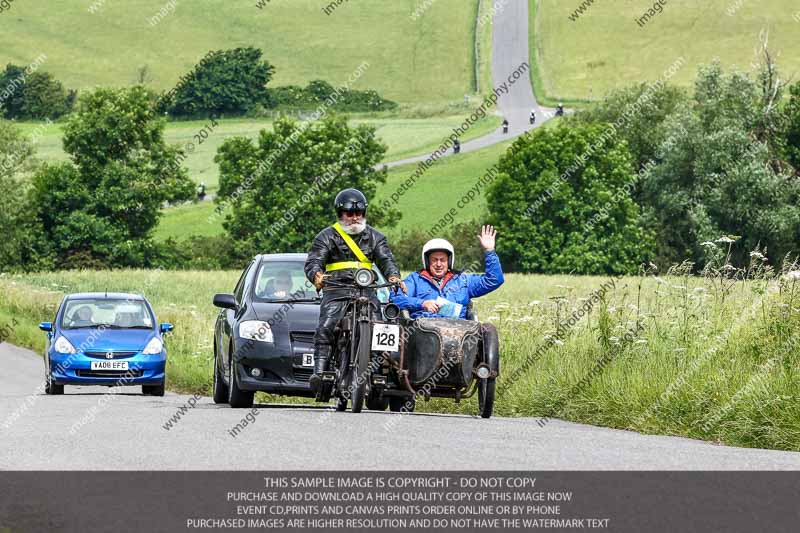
[355,268,375,287]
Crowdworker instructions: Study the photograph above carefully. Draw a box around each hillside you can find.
[1,0,479,106]
[533,0,800,102]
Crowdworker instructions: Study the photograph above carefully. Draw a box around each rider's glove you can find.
[314,272,328,291]
[388,276,407,294]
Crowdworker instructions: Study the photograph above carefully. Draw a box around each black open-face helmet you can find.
[334,188,368,216]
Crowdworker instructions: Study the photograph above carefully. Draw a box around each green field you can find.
[2,266,797,451]
[533,0,800,102]
[2,0,479,107]
[155,135,514,241]
[17,115,500,194]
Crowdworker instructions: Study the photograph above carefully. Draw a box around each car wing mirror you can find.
[213,293,238,310]
[160,323,174,334]
[39,322,53,332]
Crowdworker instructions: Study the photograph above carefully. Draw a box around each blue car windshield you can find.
[61,299,154,330]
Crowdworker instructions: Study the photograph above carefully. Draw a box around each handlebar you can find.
[321,278,402,291]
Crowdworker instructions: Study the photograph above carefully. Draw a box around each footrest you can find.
[321,371,336,381]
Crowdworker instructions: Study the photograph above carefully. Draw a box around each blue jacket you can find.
[391,251,504,319]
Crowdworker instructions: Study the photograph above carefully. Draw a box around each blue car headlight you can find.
[142,338,164,355]
[54,336,76,354]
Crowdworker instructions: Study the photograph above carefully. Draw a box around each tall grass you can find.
[1,252,797,451]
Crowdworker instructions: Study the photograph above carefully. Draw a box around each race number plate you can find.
[301,353,314,367]
[371,324,400,352]
[90,361,129,370]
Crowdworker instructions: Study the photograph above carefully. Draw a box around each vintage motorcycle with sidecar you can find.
[318,268,500,418]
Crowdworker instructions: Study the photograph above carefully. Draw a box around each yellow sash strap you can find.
[325,223,373,272]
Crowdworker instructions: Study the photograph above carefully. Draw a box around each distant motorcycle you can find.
[502,120,509,134]
[555,105,564,117]
[453,139,461,154]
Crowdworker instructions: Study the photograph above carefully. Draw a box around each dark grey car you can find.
[211,253,390,408]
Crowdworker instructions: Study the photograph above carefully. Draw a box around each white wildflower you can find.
[528,300,542,306]
[634,339,648,345]
[715,236,736,244]
[700,241,716,247]
[786,271,800,280]
[552,339,564,346]
[749,251,765,260]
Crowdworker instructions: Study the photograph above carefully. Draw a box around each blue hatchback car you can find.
[39,293,173,396]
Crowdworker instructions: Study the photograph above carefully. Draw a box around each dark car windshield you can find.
[253,261,318,302]
[61,299,154,330]
[252,261,390,302]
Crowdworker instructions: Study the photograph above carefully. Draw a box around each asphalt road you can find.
[384,0,549,170]
[2,342,798,470]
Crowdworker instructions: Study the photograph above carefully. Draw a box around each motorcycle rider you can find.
[391,225,504,319]
[502,119,509,134]
[453,138,461,154]
[556,103,564,117]
[529,110,536,124]
[304,188,406,395]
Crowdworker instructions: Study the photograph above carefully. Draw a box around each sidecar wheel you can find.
[477,377,495,419]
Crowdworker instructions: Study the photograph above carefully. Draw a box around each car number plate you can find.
[371,324,400,352]
[90,361,129,371]
[301,353,314,367]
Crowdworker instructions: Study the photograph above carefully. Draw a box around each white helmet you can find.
[422,238,455,271]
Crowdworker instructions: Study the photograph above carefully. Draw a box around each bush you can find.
[0,65,75,120]
[265,80,397,113]
[164,47,275,117]
[486,124,654,274]
[641,62,800,268]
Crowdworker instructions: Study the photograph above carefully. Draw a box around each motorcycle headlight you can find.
[142,337,164,355]
[355,269,375,287]
[54,336,76,354]
[239,321,274,343]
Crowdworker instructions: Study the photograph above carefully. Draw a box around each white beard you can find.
[340,218,367,235]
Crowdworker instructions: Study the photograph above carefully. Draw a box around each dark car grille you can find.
[290,332,316,345]
[84,351,138,359]
[76,370,144,378]
[293,368,313,383]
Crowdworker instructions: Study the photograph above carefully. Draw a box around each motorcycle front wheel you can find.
[349,321,371,413]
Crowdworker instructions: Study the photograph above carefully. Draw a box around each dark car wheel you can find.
[228,347,254,408]
[143,383,165,397]
[389,396,414,413]
[212,345,229,404]
[44,363,64,395]
[335,397,348,412]
[366,393,389,411]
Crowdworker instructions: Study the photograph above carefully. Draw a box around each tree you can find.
[28,87,195,269]
[0,120,48,270]
[0,65,74,120]
[784,81,800,172]
[570,82,686,172]
[641,62,800,267]
[167,47,275,116]
[215,116,399,258]
[486,124,654,274]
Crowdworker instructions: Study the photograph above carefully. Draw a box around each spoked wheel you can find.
[349,321,371,413]
[477,378,496,419]
[478,323,500,419]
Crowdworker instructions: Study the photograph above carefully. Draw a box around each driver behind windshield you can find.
[265,271,293,299]
[71,306,95,327]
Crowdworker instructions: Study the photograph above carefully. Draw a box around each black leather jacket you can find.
[305,225,400,283]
